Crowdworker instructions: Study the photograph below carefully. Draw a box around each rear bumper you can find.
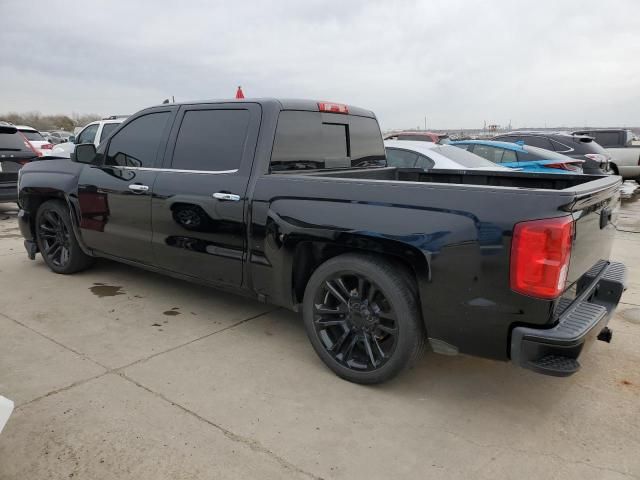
[511,261,627,377]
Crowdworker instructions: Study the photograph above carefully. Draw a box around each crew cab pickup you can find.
[16,99,627,384]
[573,129,640,180]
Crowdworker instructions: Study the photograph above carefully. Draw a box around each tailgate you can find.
[565,176,621,287]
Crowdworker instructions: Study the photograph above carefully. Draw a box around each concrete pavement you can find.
[0,193,639,479]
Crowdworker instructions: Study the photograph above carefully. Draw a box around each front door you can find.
[151,103,260,287]
[78,109,174,264]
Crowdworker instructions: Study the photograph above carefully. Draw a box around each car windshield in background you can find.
[433,145,499,168]
[99,123,120,143]
[19,130,45,141]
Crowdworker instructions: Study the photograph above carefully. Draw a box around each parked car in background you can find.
[16,98,626,383]
[0,124,41,202]
[384,131,450,144]
[385,140,509,171]
[571,129,640,180]
[15,125,54,156]
[48,131,73,144]
[51,116,126,158]
[451,140,584,174]
[493,131,611,175]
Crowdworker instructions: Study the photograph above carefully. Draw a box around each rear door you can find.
[77,109,175,264]
[151,103,261,287]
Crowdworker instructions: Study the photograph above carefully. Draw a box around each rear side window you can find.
[171,109,250,171]
[271,111,385,170]
[432,145,500,168]
[522,136,554,150]
[385,148,418,167]
[105,112,170,168]
[502,150,517,163]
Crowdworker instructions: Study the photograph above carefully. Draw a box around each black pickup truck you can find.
[16,99,627,384]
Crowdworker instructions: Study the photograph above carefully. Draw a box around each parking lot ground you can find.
[0,192,639,480]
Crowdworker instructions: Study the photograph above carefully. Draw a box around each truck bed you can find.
[300,166,609,191]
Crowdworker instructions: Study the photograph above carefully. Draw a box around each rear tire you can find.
[302,253,425,384]
[35,200,94,274]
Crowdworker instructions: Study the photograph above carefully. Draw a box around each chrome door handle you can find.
[212,192,240,201]
[128,184,149,193]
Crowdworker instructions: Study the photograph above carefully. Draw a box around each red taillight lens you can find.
[510,216,574,299]
[40,143,54,149]
[318,102,349,114]
[546,160,584,172]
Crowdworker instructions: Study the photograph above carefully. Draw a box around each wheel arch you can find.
[289,235,430,315]
[21,189,91,255]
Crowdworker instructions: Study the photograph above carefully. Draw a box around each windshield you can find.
[19,130,45,141]
[434,145,501,168]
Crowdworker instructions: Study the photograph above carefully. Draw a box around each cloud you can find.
[1,0,639,129]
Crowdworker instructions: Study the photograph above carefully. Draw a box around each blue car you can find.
[450,140,584,174]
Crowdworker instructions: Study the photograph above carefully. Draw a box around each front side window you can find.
[105,112,170,168]
[77,124,99,144]
[171,109,250,171]
[522,136,554,150]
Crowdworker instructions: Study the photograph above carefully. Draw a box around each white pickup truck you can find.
[51,116,126,158]
[573,129,640,181]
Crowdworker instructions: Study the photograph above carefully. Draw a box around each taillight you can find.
[584,153,608,168]
[40,143,54,149]
[318,102,349,114]
[546,160,584,172]
[510,216,574,299]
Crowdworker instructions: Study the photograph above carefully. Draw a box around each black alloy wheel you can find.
[312,273,398,371]
[38,209,71,268]
[303,253,425,384]
[35,200,95,274]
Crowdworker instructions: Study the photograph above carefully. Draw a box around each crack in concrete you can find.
[117,371,323,480]
[11,308,279,409]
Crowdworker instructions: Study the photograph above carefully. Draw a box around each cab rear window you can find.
[270,111,385,170]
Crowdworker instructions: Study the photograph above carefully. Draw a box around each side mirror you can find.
[68,135,75,143]
[72,143,97,164]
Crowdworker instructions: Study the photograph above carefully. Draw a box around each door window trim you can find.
[109,165,238,174]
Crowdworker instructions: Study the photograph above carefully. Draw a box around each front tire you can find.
[303,253,425,384]
[35,200,94,274]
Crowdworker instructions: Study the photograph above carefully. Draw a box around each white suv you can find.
[51,116,127,158]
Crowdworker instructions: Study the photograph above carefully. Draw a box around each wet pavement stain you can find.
[89,283,125,297]
[163,308,181,316]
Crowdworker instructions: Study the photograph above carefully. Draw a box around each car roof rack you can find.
[102,115,129,120]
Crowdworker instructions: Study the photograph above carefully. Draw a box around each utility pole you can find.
[424,116,427,131]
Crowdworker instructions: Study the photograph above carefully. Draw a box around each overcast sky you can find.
[1,0,639,130]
